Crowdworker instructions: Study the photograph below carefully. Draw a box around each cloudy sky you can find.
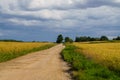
[0,0,120,41]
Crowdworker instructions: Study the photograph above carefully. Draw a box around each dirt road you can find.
[0,44,71,80]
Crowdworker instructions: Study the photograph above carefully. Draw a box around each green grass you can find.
[61,44,120,80]
[0,44,55,62]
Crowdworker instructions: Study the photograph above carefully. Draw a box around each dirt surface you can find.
[0,44,71,80]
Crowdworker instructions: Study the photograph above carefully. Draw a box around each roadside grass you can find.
[0,43,55,62]
[61,44,120,80]
[74,42,120,75]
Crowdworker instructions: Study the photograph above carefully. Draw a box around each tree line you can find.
[0,39,23,42]
[75,36,108,42]
[56,34,73,43]
[56,34,120,43]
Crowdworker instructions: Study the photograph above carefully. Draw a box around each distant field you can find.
[74,42,120,72]
[0,42,55,62]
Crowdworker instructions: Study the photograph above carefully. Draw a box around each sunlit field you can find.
[0,42,54,62]
[62,43,120,80]
[74,42,120,72]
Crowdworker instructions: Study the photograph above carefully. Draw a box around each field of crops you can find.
[0,42,54,62]
[74,42,120,72]
[62,43,120,80]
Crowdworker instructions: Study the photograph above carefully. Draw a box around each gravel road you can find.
[0,44,71,80]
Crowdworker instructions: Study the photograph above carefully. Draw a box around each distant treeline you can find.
[75,36,107,42]
[56,34,120,43]
[0,39,23,42]
[113,36,120,40]
[75,36,120,42]
[0,39,50,42]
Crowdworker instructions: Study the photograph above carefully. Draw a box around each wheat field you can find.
[74,42,120,71]
[0,42,53,62]
[0,42,50,54]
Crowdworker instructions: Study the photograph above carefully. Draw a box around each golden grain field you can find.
[0,42,53,62]
[0,42,50,54]
[74,42,120,71]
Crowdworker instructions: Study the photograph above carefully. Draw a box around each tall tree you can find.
[56,34,63,43]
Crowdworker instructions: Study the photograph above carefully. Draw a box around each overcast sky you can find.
[0,0,120,41]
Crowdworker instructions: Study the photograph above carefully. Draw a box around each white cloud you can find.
[114,0,120,3]
[0,0,120,33]
[7,18,40,26]
[0,0,120,41]
[28,0,66,9]
[26,0,87,10]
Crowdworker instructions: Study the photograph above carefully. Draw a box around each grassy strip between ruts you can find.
[61,44,120,80]
[0,43,55,63]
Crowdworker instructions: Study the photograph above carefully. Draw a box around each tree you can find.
[65,37,70,42]
[75,37,80,42]
[75,36,101,42]
[75,36,91,42]
[113,36,120,40]
[65,37,73,43]
[79,36,88,42]
[100,36,109,41]
[56,34,63,43]
[116,36,120,40]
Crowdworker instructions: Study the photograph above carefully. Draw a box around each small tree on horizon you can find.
[113,36,120,40]
[100,36,109,41]
[75,37,80,42]
[56,34,63,43]
[65,37,73,43]
[65,37,70,42]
